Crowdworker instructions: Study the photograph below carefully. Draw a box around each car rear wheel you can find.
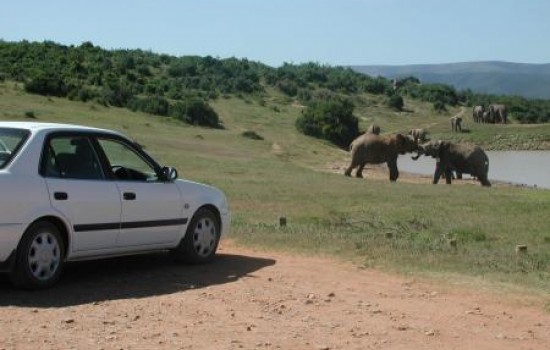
[173,208,220,264]
[11,221,65,289]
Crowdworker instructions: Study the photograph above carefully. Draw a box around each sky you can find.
[1,0,549,67]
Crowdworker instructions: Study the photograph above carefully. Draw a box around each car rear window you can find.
[0,128,31,169]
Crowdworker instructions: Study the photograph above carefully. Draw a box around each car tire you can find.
[173,208,220,264]
[10,221,65,290]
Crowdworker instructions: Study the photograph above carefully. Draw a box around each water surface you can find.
[399,151,550,189]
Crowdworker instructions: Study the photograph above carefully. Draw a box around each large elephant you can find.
[488,104,507,124]
[408,128,429,143]
[345,133,418,181]
[472,105,485,123]
[413,140,491,186]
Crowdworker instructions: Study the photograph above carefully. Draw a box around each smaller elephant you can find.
[345,133,418,181]
[408,128,429,143]
[472,105,485,123]
[413,140,491,186]
[366,124,381,135]
[482,111,491,123]
[451,116,462,132]
[488,104,507,124]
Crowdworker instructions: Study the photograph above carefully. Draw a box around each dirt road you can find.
[1,240,549,350]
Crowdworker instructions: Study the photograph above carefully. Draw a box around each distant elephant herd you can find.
[344,124,491,187]
[472,104,507,124]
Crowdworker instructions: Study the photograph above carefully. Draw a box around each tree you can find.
[387,94,404,111]
[170,98,220,128]
[295,97,359,148]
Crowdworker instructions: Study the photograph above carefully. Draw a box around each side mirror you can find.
[161,167,178,182]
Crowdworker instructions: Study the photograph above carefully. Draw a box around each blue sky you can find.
[1,0,549,67]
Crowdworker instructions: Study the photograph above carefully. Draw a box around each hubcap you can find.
[192,217,217,257]
[28,232,61,281]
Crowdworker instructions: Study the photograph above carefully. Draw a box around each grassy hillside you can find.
[2,81,550,296]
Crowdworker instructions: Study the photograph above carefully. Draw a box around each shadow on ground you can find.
[0,252,275,307]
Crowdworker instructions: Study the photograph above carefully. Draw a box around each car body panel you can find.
[114,180,185,247]
[45,177,122,252]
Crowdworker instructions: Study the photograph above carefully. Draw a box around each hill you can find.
[351,61,550,99]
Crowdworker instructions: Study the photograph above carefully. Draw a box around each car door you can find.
[42,134,122,252]
[96,137,184,247]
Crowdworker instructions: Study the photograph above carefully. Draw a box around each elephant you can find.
[472,105,485,123]
[451,116,462,132]
[488,104,507,124]
[345,133,418,181]
[366,124,381,135]
[408,128,429,143]
[482,111,491,123]
[412,140,491,186]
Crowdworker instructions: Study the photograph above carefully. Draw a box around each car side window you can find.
[45,136,104,180]
[98,138,159,182]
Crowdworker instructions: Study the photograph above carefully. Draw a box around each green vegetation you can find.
[2,41,550,294]
[295,96,358,148]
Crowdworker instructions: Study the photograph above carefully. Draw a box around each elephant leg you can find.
[356,162,367,178]
[479,176,491,187]
[476,170,491,186]
[444,168,453,184]
[344,165,353,177]
[433,163,444,184]
[344,158,359,177]
[388,162,399,181]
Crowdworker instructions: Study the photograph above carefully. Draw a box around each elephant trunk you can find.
[411,148,423,160]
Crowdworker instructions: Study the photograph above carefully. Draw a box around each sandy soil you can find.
[1,240,549,350]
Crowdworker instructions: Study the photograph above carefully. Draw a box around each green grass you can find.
[2,81,550,294]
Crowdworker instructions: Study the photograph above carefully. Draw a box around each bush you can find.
[170,99,220,128]
[387,94,404,111]
[242,130,264,140]
[433,101,447,113]
[295,97,359,148]
[128,96,170,116]
[24,74,67,97]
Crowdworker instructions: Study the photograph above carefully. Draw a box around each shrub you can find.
[433,101,447,113]
[242,130,264,140]
[24,110,36,119]
[24,74,67,97]
[128,96,170,116]
[387,94,404,111]
[295,97,359,148]
[170,99,220,128]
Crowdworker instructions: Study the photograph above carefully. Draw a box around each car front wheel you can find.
[11,221,65,289]
[173,208,220,264]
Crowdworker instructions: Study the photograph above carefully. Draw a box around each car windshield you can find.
[0,128,30,169]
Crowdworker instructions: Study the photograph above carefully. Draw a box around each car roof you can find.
[0,121,122,136]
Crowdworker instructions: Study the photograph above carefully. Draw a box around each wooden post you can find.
[447,238,457,249]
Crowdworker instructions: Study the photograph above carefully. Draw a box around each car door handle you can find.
[54,192,68,200]
[123,192,136,200]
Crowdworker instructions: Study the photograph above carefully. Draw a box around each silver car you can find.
[0,122,230,289]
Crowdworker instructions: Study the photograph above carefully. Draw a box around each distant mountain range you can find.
[351,61,550,99]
